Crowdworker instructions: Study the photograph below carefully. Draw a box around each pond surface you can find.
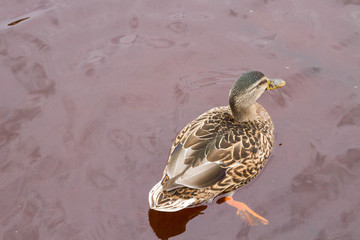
[1,0,360,239]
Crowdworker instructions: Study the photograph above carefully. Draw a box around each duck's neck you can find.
[230,103,257,123]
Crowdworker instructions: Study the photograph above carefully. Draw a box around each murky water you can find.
[1,0,360,239]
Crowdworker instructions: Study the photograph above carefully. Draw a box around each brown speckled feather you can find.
[150,103,274,210]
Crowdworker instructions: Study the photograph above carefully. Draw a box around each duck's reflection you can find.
[148,205,207,240]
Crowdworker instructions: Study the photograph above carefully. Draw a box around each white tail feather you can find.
[148,181,196,212]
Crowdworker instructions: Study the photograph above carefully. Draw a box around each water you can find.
[1,0,360,239]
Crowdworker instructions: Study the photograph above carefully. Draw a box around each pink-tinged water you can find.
[1,1,360,239]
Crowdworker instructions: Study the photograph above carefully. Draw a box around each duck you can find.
[149,70,285,225]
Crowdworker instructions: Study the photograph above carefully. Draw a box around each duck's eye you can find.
[257,79,268,88]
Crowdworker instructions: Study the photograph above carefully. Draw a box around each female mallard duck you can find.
[149,71,285,225]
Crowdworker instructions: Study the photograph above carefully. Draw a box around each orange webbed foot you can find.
[224,196,268,226]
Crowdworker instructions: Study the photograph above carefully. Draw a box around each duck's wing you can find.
[163,109,258,191]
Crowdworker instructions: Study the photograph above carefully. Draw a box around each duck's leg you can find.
[224,196,268,226]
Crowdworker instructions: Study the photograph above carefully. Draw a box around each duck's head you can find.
[229,71,285,122]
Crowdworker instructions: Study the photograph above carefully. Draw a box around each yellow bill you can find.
[267,78,286,90]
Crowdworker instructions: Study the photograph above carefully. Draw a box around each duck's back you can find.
[149,103,274,212]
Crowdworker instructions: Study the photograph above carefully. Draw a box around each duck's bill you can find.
[267,78,286,90]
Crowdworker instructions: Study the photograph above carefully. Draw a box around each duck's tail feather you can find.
[148,181,196,212]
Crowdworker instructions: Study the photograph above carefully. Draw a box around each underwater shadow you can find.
[148,205,207,240]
